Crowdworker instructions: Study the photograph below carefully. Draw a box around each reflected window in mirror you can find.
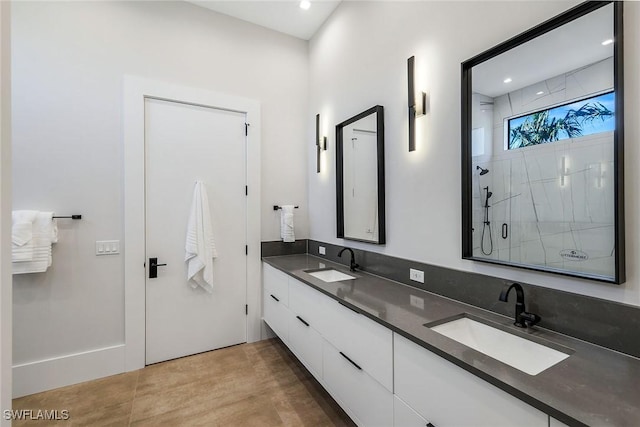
[462,1,624,283]
[336,106,385,244]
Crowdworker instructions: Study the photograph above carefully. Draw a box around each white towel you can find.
[13,212,56,274]
[12,210,38,262]
[185,181,218,293]
[280,205,295,243]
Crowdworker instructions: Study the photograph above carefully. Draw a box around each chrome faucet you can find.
[338,247,359,272]
[499,283,541,328]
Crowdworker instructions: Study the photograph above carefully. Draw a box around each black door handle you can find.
[296,315,310,327]
[149,257,167,279]
[270,294,280,302]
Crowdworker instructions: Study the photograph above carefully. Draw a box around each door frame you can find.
[123,76,261,371]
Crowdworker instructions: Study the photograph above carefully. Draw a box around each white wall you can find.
[308,1,640,307]
[11,0,308,372]
[1,1,12,421]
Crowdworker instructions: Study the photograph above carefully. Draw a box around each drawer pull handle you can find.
[339,300,359,314]
[296,315,310,327]
[270,294,280,302]
[339,351,362,370]
[427,423,436,427]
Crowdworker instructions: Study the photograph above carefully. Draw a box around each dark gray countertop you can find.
[263,254,640,427]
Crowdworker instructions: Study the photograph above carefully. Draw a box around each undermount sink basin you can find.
[428,316,570,375]
[305,268,356,282]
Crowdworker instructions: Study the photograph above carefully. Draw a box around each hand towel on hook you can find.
[280,205,295,243]
[185,181,218,293]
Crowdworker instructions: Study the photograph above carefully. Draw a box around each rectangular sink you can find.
[428,316,570,375]
[305,268,356,282]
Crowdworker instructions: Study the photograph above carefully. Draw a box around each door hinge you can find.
[245,304,248,315]
[245,185,248,196]
[245,245,248,255]
[245,123,250,136]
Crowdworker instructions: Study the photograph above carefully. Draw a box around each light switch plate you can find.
[319,246,326,255]
[96,240,120,255]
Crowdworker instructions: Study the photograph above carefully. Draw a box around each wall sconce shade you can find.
[561,156,569,186]
[408,56,426,152]
[316,113,327,173]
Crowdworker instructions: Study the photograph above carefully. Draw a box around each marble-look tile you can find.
[565,58,613,100]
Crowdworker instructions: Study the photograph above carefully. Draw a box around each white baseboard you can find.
[12,344,125,398]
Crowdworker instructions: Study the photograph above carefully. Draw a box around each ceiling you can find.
[473,4,614,98]
[186,0,342,40]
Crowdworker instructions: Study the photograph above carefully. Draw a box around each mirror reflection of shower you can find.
[476,165,489,176]
[479,165,493,255]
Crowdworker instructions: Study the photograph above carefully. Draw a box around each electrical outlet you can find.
[319,246,326,255]
[410,268,424,283]
[410,295,425,309]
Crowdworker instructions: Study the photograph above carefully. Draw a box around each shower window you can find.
[507,91,615,150]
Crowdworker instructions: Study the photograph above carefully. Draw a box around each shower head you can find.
[483,186,492,199]
[476,166,489,176]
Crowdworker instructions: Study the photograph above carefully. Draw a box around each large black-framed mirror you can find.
[336,105,385,244]
[461,1,624,284]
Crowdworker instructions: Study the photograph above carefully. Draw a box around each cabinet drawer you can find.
[288,311,323,379]
[323,339,393,427]
[394,396,428,427]
[263,287,289,342]
[321,297,393,391]
[263,263,289,306]
[394,333,547,427]
[288,277,330,331]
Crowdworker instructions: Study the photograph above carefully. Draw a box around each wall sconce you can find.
[590,162,604,188]
[408,56,427,152]
[561,156,569,186]
[316,113,327,173]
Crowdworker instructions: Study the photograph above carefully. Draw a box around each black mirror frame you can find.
[461,1,625,284]
[336,105,386,244]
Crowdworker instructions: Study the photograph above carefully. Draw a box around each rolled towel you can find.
[280,205,295,243]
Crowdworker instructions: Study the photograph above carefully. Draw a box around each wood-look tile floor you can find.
[12,339,355,427]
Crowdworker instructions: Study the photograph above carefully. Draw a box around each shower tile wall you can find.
[472,58,615,277]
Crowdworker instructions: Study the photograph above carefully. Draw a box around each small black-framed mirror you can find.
[461,1,624,284]
[336,105,385,244]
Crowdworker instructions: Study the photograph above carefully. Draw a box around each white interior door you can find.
[144,97,247,365]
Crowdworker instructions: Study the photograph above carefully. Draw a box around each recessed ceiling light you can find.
[536,91,544,95]
[503,78,512,84]
[602,39,614,46]
[300,0,311,10]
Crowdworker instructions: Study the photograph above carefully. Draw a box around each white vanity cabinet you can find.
[320,296,393,391]
[262,263,393,426]
[262,264,291,342]
[287,279,325,378]
[394,333,548,427]
[393,396,429,427]
[262,262,562,427]
[323,338,394,427]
